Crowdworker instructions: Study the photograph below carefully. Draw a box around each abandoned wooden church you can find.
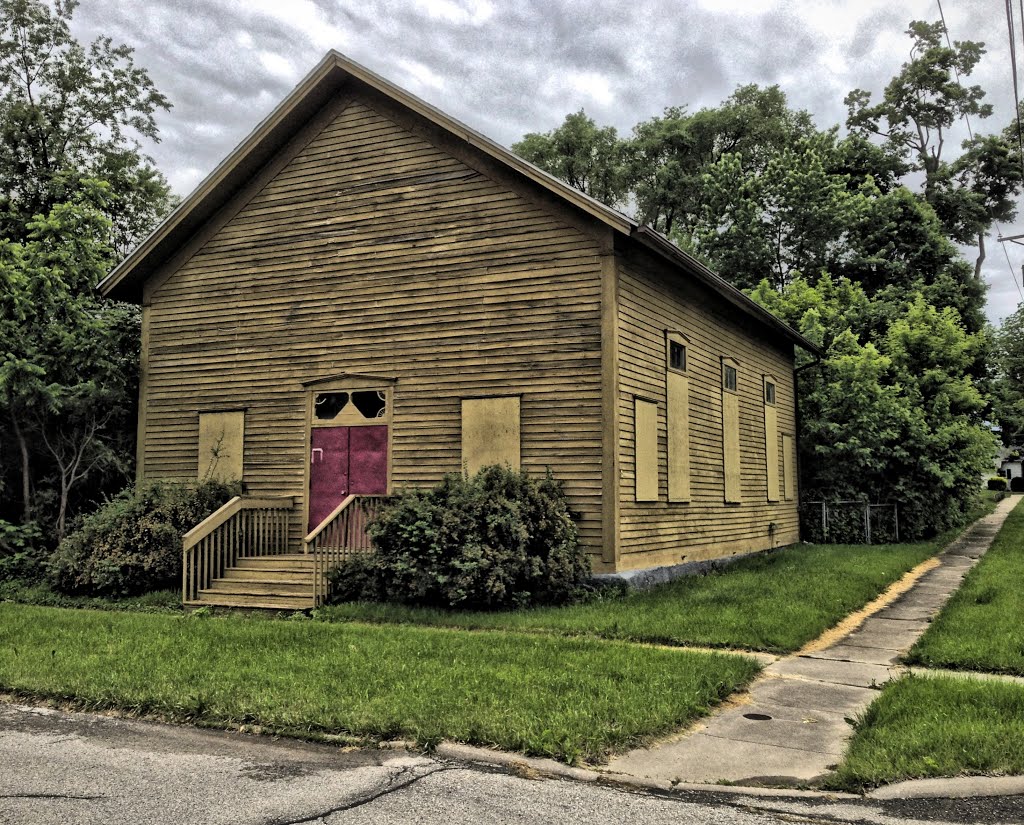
[98,51,820,609]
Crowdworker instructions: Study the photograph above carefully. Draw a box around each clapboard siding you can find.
[615,245,800,569]
[142,95,606,560]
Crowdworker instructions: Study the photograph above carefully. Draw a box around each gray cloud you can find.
[64,0,1023,322]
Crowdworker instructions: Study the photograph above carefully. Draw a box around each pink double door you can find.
[307,425,388,532]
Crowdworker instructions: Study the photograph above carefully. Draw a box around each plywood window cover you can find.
[763,376,780,503]
[665,330,689,375]
[634,396,659,502]
[782,432,796,501]
[198,410,244,482]
[462,395,521,475]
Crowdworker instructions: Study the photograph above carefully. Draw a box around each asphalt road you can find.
[0,703,1021,824]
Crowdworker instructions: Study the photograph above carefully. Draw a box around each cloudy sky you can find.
[67,0,1024,324]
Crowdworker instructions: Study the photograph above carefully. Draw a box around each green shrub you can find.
[0,521,45,582]
[1012,476,1024,493]
[988,477,1008,491]
[329,465,588,610]
[48,480,243,597]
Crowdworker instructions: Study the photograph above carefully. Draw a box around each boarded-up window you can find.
[667,372,690,503]
[782,433,796,500]
[722,358,740,504]
[198,411,244,481]
[461,396,520,475]
[764,376,780,502]
[634,397,659,502]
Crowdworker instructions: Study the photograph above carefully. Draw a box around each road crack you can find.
[273,763,455,825]
[0,792,104,801]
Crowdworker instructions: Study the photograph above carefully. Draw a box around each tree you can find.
[846,20,1020,276]
[0,2,170,548]
[846,20,991,193]
[0,0,173,255]
[993,303,1024,446]
[626,85,815,238]
[753,275,994,538]
[0,183,138,539]
[690,134,859,291]
[512,110,629,208]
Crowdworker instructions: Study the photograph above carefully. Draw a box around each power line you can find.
[1008,0,1024,163]
[938,0,1024,304]
[999,231,1024,301]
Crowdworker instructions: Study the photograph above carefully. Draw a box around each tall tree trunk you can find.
[974,231,986,280]
[10,411,31,523]
[56,473,69,542]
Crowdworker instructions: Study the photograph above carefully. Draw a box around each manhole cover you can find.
[742,713,773,721]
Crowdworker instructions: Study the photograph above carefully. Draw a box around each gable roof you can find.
[98,50,821,356]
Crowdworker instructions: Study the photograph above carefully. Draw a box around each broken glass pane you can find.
[352,390,387,419]
[314,392,348,420]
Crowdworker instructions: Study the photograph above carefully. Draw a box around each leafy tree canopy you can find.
[993,302,1024,446]
[0,182,139,540]
[513,110,629,208]
[753,276,994,538]
[0,1,171,555]
[0,0,173,257]
[846,20,1021,276]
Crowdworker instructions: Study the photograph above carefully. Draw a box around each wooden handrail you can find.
[183,496,293,550]
[182,496,296,605]
[306,495,387,606]
[303,495,356,545]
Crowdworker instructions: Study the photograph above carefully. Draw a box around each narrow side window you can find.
[721,358,741,503]
[764,375,780,502]
[665,331,690,502]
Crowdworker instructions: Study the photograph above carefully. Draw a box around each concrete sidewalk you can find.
[604,495,1022,788]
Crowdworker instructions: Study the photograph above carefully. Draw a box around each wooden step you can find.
[234,555,315,569]
[206,579,315,596]
[194,591,314,610]
[221,568,315,583]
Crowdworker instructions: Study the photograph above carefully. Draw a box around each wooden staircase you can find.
[194,554,320,611]
[183,494,385,611]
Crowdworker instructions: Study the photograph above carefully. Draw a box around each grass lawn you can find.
[317,539,947,653]
[905,495,1024,676]
[828,674,1024,791]
[0,579,181,613]
[0,603,758,764]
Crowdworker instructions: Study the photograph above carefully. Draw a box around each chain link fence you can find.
[800,501,900,544]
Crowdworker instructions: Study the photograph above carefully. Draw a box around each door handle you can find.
[310,448,324,464]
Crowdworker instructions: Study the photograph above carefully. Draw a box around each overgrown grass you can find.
[317,539,946,653]
[0,603,759,764]
[0,579,181,613]
[828,674,1024,791]
[905,496,1024,675]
